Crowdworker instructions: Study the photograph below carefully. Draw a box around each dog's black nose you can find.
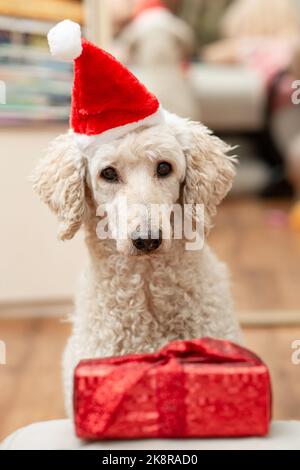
[132,230,162,253]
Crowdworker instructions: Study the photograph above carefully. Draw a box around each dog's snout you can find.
[132,230,162,253]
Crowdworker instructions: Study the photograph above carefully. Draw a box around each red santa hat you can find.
[47,20,164,143]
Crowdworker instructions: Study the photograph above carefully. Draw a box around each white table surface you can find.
[1,420,300,450]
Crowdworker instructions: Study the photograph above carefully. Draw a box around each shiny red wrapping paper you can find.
[74,338,271,439]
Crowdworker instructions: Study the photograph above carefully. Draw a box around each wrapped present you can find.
[74,338,271,439]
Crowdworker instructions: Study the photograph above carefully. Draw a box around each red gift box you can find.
[74,338,271,439]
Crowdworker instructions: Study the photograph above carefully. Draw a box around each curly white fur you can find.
[32,112,241,415]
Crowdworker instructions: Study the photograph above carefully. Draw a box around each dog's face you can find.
[86,125,185,255]
[33,113,236,256]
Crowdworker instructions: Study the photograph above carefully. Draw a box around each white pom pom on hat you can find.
[47,19,82,61]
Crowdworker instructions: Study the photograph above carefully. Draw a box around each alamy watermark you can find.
[96,199,205,251]
[0,80,6,104]
[292,80,300,105]
[0,340,6,365]
[291,339,300,365]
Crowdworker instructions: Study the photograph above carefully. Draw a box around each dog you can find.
[33,111,241,414]
[116,5,200,120]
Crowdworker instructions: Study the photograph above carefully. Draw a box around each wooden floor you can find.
[210,198,300,312]
[1,198,300,441]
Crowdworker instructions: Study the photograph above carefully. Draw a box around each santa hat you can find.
[47,20,164,143]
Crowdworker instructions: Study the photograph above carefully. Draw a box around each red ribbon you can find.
[76,338,260,436]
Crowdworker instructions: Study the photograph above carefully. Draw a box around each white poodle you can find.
[115,6,200,120]
[33,111,241,414]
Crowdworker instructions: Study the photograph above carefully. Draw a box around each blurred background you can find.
[1,0,300,440]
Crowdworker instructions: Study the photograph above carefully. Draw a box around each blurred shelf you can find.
[0,0,83,24]
[0,43,72,125]
[0,15,56,35]
[0,0,84,125]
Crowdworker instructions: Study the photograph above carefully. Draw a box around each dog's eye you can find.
[156,162,172,178]
[100,166,119,182]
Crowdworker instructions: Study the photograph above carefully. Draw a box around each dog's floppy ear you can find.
[32,131,86,240]
[169,114,236,233]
